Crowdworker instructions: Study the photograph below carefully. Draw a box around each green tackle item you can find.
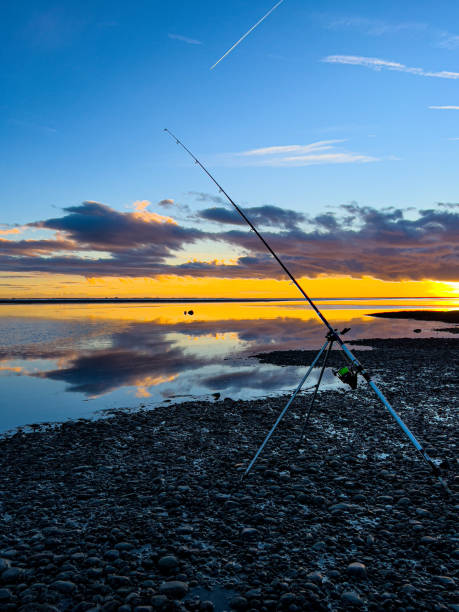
[336,366,358,390]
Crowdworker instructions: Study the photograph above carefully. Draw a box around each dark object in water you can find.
[188,310,194,315]
[413,328,422,333]
[212,392,221,401]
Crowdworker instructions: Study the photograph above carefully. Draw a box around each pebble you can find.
[229,595,248,610]
[158,555,179,572]
[1,567,23,582]
[159,580,189,599]
[239,528,258,540]
[51,580,76,594]
[0,588,12,602]
[0,341,455,612]
[341,590,364,606]
[433,575,455,588]
[347,562,367,579]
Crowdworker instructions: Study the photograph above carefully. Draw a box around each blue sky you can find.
[0,1,458,298]
[2,0,458,227]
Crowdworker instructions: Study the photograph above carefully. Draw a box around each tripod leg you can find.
[298,340,334,445]
[243,339,329,477]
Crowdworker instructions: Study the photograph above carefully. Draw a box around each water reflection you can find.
[0,300,457,431]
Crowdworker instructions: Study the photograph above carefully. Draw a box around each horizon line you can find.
[0,296,455,304]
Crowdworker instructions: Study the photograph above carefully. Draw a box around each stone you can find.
[151,595,168,608]
[433,575,455,588]
[158,555,179,572]
[1,567,23,582]
[159,580,188,599]
[51,580,76,594]
[240,527,258,540]
[341,591,364,606]
[0,559,10,572]
[229,595,248,610]
[347,562,367,579]
[0,588,12,602]
[107,574,131,588]
[307,571,323,584]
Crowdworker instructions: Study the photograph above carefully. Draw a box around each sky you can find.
[1,0,458,298]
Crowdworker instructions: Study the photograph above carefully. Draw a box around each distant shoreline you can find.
[0,297,455,305]
[368,309,459,324]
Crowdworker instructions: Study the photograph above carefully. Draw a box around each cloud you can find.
[199,205,306,229]
[158,198,175,207]
[327,17,428,36]
[323,16,459,53]
[29,201,203,253]
[429,106,459,110]
[230,140,378,167]
[238,141,345,156]
[326,16,427,36]
[437,34,459,50]
[322,55,459,80]
[168,33,202,45]
[189,192,226,205]
[1,202,458,283]
[0,226,21,236]
[132,200,176,224]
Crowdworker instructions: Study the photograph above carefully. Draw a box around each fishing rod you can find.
[164,128,450,494]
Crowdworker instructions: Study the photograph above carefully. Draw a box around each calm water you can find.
[0,298,457,432]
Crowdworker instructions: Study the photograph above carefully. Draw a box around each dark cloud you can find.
[199,205,307,229]
[30,201,204,253]
[0,201,457,282]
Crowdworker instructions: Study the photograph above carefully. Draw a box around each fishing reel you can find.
[334,365,358,389]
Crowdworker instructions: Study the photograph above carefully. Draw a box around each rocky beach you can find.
[0,337,457,611]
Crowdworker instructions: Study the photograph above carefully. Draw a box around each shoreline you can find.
[0,338,457,610]
[368,310,459,324]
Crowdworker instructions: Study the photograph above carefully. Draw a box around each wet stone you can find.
[158,555,179,572]
[341,591,364,606]
[279,592,296,605]
[307,571,323,584]
[1,567,23,582]
[433,575,455,588]
[151,595,168,608]
[0,588,13,602]
[347,562,367,579]
[229,595,248,610]
[159,580,189,599]
[51,580,77,594]
[240,528,258,540]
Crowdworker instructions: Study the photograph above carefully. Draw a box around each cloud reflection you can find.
[1,305,449,404]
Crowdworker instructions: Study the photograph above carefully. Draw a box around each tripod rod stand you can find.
[298,337,334,445]
[244,338,329,477]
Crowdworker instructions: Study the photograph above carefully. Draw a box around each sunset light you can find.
[0,3,457,608]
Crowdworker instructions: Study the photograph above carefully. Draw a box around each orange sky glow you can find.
[1,272,457,299]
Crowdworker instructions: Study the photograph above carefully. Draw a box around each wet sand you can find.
[0,337,457,611]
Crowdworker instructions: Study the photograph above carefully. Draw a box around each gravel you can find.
[0,337,457,611]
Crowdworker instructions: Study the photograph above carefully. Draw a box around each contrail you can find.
[210,0,285,70]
